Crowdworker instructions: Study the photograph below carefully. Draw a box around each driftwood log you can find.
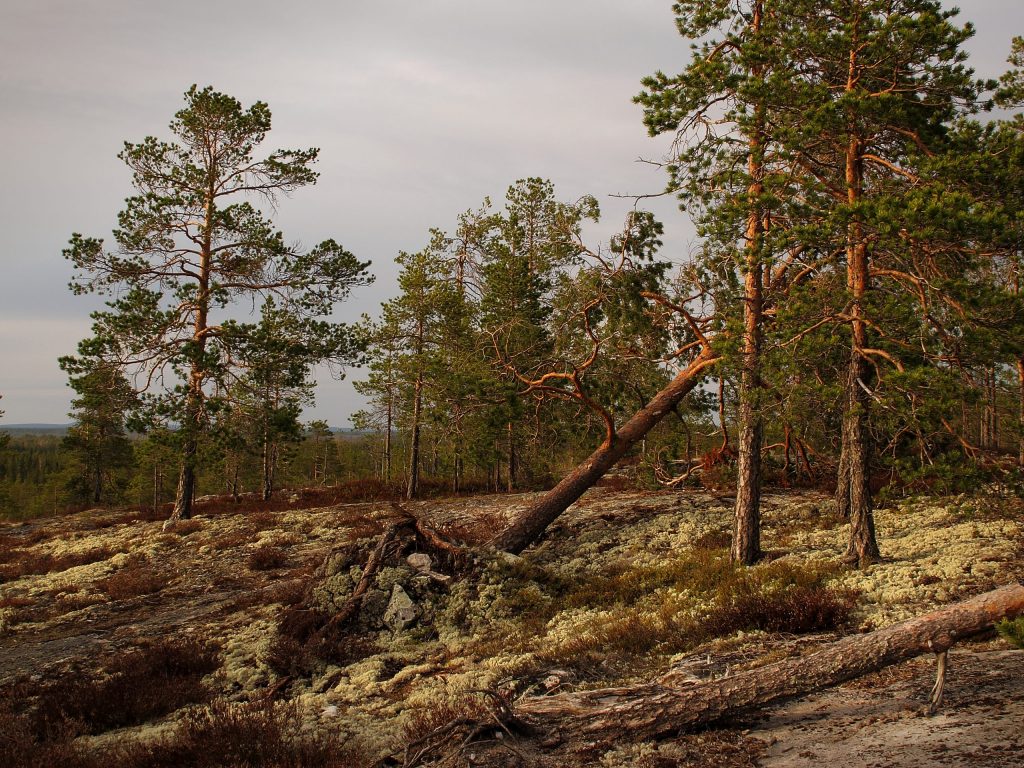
[512,582,1024,743]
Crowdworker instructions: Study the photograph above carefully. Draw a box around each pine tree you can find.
[64,86,370,523]
[637,0,802,564]
[762,0,983,564]
[58,359,137,505]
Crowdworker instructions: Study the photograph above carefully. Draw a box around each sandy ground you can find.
[751,647,1024,768]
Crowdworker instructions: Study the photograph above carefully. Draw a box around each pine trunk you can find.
[406,371,423,500]
[514,583,1024,741]
[169,184,214,524]
[841,347,879,564]
[732,29,765,566]
[838,63,880,563]
[507,422,516,493]
[93,464,103,505]
[385,395,393,482]
[262,444,276,502]
[493,346,718,554]
[168,439,197,523]
[732,413,762,564]
[1018,357,1024,467]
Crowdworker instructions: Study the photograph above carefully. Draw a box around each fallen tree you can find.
[386,583,1024,766]
[492,344,719,554]
[514,582,1024,742]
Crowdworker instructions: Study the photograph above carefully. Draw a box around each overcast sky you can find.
[1,1,1020,426]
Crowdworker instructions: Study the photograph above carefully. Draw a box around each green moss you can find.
[995,617,1024,649]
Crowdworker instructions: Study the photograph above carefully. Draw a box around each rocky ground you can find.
[0,486,1021,766]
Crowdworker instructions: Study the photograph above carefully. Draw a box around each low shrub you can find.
[0,545,113,581]
[995,616,1024,649]
[564,547,735,611]
[0,702,103,768]
[398,691,491,759]
[98,559,169,600]
[1,695,369,768]
[170,519,204,536]
[210,531,249,550]
[0,595,39,626]
[7,637,221,737]
[246,511,280,531]
[118,698,371,768]
[248,545,288,571]
[529,555,856,667]
[702,582,857,637]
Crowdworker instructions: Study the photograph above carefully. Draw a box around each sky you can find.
[1,0,1021,427]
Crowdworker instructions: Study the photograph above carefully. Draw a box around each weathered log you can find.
[514,582,1024,742]
[492,345,719,554]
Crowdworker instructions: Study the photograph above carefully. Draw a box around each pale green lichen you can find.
[4,488,1018,762]
[221,610,278,691]
[784,500,1021,627]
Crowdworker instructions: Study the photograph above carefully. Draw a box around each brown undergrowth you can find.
[0,544,113,581]
[110,699,372,768]
[0,697,373,768]
[4,637,220,737]
[451,545,856,674]
[97,557,170,600]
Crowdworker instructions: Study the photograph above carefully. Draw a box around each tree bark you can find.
[168,437,197,524]
[93,462,103,505]
[513,582,1024,742]
[1018,357,1024,467]
[733,11,766,566]
[385,391,393,482]
[507,421,516,494]
[492,346,719,554]
[407,369,423,500]
[169,177,214,524]
[262,435,277,502]
[838,57,880,563]
[841,346,879,565]
[732,411,762,564]
[834,417,852,519]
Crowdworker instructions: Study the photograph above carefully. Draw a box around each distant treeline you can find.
[0,429,379,520]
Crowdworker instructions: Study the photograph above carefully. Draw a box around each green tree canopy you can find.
[64,85,372,522]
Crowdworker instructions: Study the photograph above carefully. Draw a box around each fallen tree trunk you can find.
[492,345,719,554]
[515,582,1024,742]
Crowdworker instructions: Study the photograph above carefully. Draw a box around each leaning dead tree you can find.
[514,582,1024,742]
[492,344,718,554]
[489,221,722,555]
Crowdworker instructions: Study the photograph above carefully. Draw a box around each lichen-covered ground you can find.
[0,487,1021,766]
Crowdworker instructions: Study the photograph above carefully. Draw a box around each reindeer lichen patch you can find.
[2,489,1019,765]
[782,500,1022,626]
[222,610,277,691]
